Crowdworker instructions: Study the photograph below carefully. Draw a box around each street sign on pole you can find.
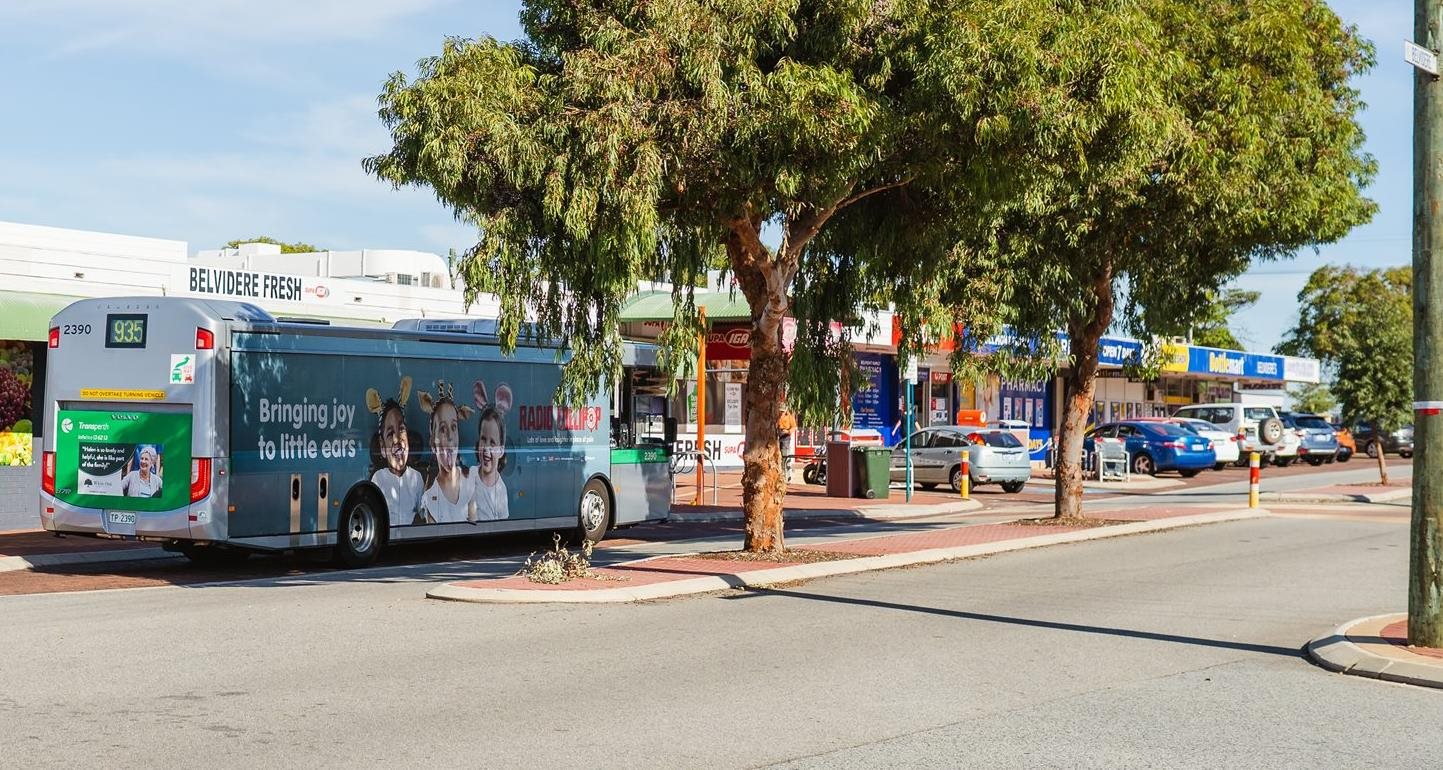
[902,358,918,384]
[1407,40,1439,77]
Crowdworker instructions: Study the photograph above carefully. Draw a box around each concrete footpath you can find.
[429,504,1268,604]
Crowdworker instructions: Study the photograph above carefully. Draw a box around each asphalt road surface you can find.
[2,506,1437,768]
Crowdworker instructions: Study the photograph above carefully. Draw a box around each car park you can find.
[1278,412,1339,466]
[1170,403,1288,465]
[890,426,1031,493]
[1084,421,1216,477]
[1350,421,1414,459]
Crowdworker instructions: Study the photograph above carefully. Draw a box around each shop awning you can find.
[0,291,84,341]
[619,290,753,322]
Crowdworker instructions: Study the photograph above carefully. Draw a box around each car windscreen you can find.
[1140,423,1191,437]
[979,432,1023,448]
[1295,416,1331,430]
[1169,421,1202,434]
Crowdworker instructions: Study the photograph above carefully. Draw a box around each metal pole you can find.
[905,379,914,501]
[960,455,970,500]
[694,306,707,506]
[1412,0,1443,647]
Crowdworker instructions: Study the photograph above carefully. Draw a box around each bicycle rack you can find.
[669,449,719,507]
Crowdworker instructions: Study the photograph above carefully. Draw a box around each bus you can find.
[39,297,674,566]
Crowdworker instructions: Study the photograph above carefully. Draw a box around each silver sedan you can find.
[889,427,1032,493]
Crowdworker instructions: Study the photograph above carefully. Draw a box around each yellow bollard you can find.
[1248,451,1260,509]
[960,456,971,500]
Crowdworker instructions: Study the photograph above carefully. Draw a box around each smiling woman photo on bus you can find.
[418,380,473,524]
[121,444,162,497]
[469,380,512,521]
[366,376,424,527]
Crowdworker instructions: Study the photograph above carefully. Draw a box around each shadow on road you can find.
[729,587,1302,658]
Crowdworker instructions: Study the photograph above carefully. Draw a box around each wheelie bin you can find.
[852,445,893,500]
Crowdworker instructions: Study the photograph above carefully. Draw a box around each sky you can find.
[0,1,1415,353]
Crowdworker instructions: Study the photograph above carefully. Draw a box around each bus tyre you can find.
[335,495,383,568]
[578,478,611,544]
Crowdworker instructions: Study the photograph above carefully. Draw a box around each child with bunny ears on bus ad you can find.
[469,380,512,521]
[418,380,474,524]
[366,376,425,527]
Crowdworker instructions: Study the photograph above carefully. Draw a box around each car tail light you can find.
[1163,440,1186,449]
[191,458,212,502]
[42,451,56,495]
[48,327,60,349]
[195,327,215,350]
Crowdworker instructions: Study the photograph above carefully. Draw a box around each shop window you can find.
[0,340,34,466]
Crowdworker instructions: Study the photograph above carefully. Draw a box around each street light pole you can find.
[1411,0,1443,647]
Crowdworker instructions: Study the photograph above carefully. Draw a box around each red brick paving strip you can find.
[0,529,153,558]
[1379,620,1443,660]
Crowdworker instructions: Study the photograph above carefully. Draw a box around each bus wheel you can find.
[578,478,611,544]
[335,495,383,568]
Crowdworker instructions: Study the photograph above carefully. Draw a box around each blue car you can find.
[1085,421,1217,477]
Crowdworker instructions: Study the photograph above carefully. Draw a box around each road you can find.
[1,502,1436,767]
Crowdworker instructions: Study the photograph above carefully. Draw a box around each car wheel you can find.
[1001,480,1026,494]
[1179,469,1201,478]
[918,482,938,491]
[334,493,384,568]
[949,465,965,493]
[1365,441,1379,459]
[1306,457,1325,466]
[578,478,612,544]
[803,465,819,485]
[1213,462,1226,471]
[1402,451,1414,459]
[1131,453,1155,476]
[1337,451,1352,463]
[1275,456,1296,468]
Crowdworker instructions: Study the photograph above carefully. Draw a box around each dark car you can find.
[1278,412,1339,466]
[1350,421,1414,459]
[1084,421,1216,477]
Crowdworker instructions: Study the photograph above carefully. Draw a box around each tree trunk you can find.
[741,325,788,552]
[1054,263,1115,519]
[1375,438,1390,485]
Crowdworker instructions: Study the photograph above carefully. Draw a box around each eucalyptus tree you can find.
[365,0,1131,550]
[987,0,1376,518]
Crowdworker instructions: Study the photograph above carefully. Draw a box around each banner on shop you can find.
[1186,347,1284,381]
[1028,428,1052,464]
[176,265,334,305]
[851,352,896,435]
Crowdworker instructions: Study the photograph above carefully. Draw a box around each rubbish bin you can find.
[852,446,893,500]
[825,439,856,498]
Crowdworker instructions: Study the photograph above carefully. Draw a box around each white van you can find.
[1170,403,1297,466]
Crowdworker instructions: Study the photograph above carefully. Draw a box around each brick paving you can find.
[1379,620,1443,660]
[0,529,153,558]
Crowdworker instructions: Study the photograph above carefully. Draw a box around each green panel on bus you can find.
[53,409,193,513]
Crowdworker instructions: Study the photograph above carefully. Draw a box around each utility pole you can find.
[1411,0,1443,648]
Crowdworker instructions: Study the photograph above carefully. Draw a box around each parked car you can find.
[1278,412,1339,466]
[1164,417,1242,470]
[1331,423,1356,462]
[1170,403,1290,465]
[1350,421,1414,459]
[1083,421,1216,477]
[889,426,1031,493]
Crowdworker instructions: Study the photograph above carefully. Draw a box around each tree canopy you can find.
[1185,289,1260,351]
[224,236,321,254]
[366,0,1376,533]
[1279,266,1411,430]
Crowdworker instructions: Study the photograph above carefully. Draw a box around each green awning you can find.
[0,291,84,341]
[619,290,752,322]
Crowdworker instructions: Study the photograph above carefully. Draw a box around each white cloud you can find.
[2,0,453,55]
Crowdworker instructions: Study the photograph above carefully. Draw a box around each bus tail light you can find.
[42,452,56,495]
[48,327,60,349]
[195,328,215,350]
[191,458,212,502]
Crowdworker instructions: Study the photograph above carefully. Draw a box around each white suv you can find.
[1171,403,1296,466]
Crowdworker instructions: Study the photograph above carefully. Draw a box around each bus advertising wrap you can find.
[228,340,607,538]
[53,409,193,513]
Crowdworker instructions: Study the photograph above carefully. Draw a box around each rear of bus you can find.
[39,297,243,546]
